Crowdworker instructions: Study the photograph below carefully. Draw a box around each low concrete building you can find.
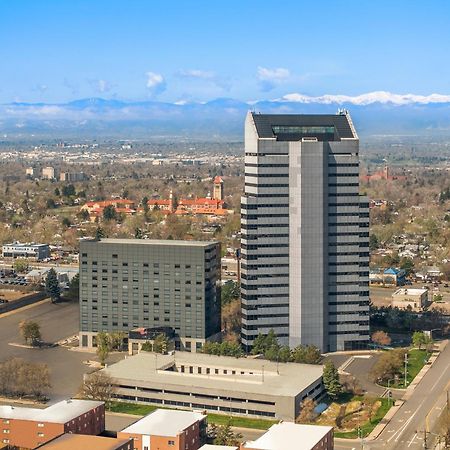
[391,288,428,311]
[0,399,104,449]
[117,409,207,450]
[38,434,133,450]
[42,166,56,180]
[242,422,333,450]
[369,267,406,286]
[2,242,50,260]
[101,352,324,421]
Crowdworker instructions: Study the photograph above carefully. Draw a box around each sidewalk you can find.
[366,339,448,440]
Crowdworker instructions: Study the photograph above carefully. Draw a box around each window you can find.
[37,432,44,437]
[168,441,175,446]
[37,423,44,427]
[3,430,10,434]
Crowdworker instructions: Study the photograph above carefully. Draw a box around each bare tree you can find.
[80,372,116,408]
[371,330,391,347]
[297,398,317,423]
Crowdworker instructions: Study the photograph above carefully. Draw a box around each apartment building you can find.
[242,422,333,450]
[117,409,207,450]
[241,112,370,352]
[0,399,104,449]
[79,238,221,351]
[41,166,56,180]
[101,351,324,421]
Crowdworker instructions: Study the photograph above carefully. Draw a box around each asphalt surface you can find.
[0,300,91,402]
[335,341,450,449]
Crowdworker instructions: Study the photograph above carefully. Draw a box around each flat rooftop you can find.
[393,288,428,296]
[39,434,131,450]
[102,352,323,397]
[199,445,238,450]
[0,399,103,423]
[121,409,206,436]
[84,238,218,248]
[251,112,355,141]
[243,422,332,450]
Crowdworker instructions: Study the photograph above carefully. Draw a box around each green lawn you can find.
[109,401,277,430]
[334,398,391,439]
[379,349,431,389]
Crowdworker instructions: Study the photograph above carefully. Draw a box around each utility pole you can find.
[404,352,408,388]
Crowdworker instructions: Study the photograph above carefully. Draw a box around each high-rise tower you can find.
[241,112,369,352]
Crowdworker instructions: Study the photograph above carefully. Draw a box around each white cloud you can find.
[88,79,114,94]
[257,66,290,92]
[257,66,290,81]
[176,69,231,91]
[145,72,166,95]
[177,69,215,79]
[279,91,450,105]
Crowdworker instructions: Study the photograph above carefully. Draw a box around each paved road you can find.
[335,341,450,449]
[0,300,91,402]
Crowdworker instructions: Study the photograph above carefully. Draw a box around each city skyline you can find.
[1,0,449,104]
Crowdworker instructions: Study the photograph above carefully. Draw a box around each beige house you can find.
[391,288,428,311]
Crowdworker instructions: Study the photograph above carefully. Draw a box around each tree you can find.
[46,198,56,209]
[297,398,317,423]
[96,332,111,365]
[103,205,117,221]
[153,333,170,354]
[369,348,407,383]
[109,331,126,351]
[251,329,279,355]
[62,217,72,228]
[45,268,61,303]
[369,233,379,251]
[134,227,144,239]
[54,187,60,197]
[13,259,29,273]
[62,184,76,197]
[323,361,343,401]
[412,331,430,350]
[221,280,240,305]
[80,372,116,408]
[371,330,392,347]
[78,209,90,221]
[64,273,79,301]
[212,421,243,445]
[19,320,42,346]
[291,345,322,364]
[95,226,106,239]
[0,358,50,400]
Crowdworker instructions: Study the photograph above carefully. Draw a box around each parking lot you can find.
[0,300,93,402]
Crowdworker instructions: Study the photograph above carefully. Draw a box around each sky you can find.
[1,0,449,104]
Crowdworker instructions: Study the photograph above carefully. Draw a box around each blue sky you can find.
[1,0,449,104]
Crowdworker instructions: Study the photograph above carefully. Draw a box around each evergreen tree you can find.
[95,227,106,239]
[323,361,343,401]
[134,227,144,239]
[66,273,79,301]
[103,205,117,221]
[45,268,61,303]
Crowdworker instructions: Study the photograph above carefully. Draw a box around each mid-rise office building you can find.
[2,242,50,261]
[241,112,369,352]
[79,238,221,351]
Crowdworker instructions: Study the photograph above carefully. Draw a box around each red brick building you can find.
[0,399,104,449]
[118,409,207,450]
